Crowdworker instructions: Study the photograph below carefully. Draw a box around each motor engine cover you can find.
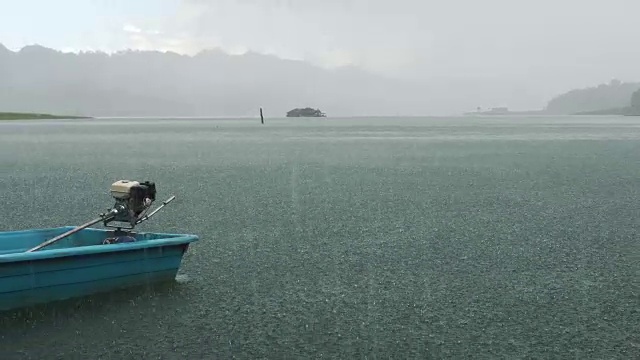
[109,180,157,225]
[110,180,140,199]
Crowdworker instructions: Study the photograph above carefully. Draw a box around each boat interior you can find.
[0,227,181,255]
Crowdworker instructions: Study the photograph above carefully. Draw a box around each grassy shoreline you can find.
[0,112,91,120]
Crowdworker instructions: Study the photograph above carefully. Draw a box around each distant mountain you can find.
[544,79,640,115]
[6,43,636,117]
[0,44,434,117]
[574,88,640,116]
[632,88,640,109]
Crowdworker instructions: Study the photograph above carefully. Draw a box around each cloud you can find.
[123,24,142,34]
[162,0,640,78]
[117,0,434,75]
[112,0,640,111]
[121,22,195,54]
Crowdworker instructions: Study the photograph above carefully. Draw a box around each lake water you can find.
[1,116,639,358]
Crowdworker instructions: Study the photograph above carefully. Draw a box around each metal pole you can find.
[135,195,176,224]
[27,213,114,252]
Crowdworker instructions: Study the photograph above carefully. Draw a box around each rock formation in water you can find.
[286,108,326,117]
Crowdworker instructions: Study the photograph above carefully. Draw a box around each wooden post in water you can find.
[260,107,264,124]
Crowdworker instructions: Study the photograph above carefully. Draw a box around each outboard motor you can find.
[108,180,158,228]
[27,180,175,252]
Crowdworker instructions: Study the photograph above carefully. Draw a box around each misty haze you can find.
[0,0,639,117]
[1,1,639,359]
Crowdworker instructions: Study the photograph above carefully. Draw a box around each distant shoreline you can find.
[0,112,91,120]
[463,110,549,116]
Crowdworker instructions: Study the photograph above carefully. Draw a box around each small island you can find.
[286,107,326,118]
[0,112,91,120]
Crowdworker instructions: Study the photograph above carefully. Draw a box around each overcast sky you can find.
[1,0,639,110]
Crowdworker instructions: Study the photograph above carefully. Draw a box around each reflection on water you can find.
[1,280,184,325]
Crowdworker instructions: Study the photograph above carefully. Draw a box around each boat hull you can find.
[0,226,198,311]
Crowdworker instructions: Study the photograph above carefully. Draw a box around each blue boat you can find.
[0,226,198,311]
